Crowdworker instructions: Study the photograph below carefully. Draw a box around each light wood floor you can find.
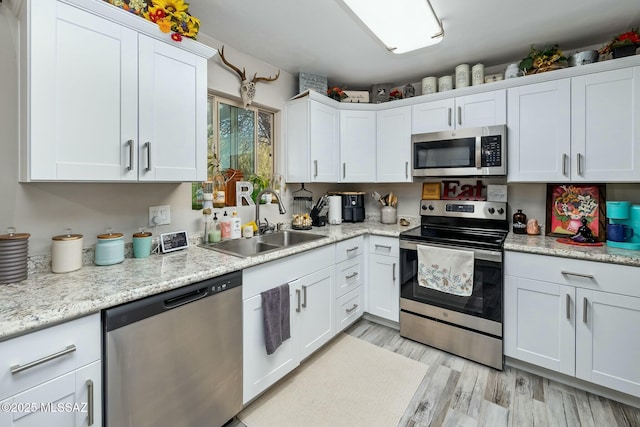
[230,318,640,427]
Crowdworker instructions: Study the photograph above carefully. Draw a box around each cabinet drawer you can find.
[368,235,399,255]
[335,256,363,298]
[0,314,100,400]
[335,236,364,263]
[336,287,363,333]
[505,251,640,298]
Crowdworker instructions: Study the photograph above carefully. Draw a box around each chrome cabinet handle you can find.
[346,246,359,253]
[295,289,301,313]
[566,294,571,320]
[302,285,307,308]
[343,163,346,179]
[405,161,409,179]
[562,154,568,176]
[583,297,588,323]
[392,263,397,281]
[375,244,392,251]
[561,271,594,279]
[10,345,77,374]
[86,379,94,426]
[458,106,462,126]
[346,272,358,280]
[145,142,152,171]
[577,153,583,176]
[346,304,358,313]
[448,108,452,127]
[127,139,134,171]
[314,160,318,178]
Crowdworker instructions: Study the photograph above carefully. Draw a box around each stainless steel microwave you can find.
[411,125,507,177]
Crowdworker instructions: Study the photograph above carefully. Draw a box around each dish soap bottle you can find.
[230,210,242,239]
[513,209,527,234]
[209,213,221,243]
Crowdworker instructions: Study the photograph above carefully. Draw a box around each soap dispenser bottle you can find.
[220,211,231,240]
[230,210,242,239]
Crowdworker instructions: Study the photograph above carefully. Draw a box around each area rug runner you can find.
[238,333,429,427]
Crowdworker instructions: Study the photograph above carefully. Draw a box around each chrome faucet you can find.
[256,189,287,234]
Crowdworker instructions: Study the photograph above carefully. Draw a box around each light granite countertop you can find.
[3,221,640,342]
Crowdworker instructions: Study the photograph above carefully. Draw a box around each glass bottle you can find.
[513,209,527,234]
[212,168,226,208]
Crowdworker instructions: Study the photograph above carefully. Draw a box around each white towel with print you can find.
[417,244,474,296]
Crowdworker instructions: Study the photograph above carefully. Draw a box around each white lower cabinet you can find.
[0,314,101,427]
[367,236,400,322]
[505,251,640,398]
[242,245,335,404]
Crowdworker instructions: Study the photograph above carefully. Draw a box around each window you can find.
[208,94,275,182]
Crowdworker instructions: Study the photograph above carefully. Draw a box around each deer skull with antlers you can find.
[219,46,280,108]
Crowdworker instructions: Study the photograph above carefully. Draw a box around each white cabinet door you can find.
[376,106,412,182]
[368,253,399,322]
[285,100,311,182]
[456,90,506,129]
[576,289,640,398]
[504,275,575,376]
[571,67,640,181]
[242,291,298,404]
[295,266,335,360]
[28,0,138,181]
[74,361,101,427]
[138,35,207,182]
[507,79,571,182]
[411,98,455,134]
[310,101,340,182]
[340,110,376,182]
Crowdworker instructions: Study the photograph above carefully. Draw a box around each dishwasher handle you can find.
[164,287,209,309]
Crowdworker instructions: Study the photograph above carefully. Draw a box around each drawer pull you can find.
[10,344,77,374]
[375,244,392,251]
[561,271,594,279]
[302,285,308,308]
[296,289,301,313]
[86,379,94,426]
[566,294,571,320]
[583,297,588,323]
[346,304,359,313]
[346,246,359,253]
[346,272,358,280]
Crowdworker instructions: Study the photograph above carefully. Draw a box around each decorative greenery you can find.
[327,87,348,101]
[599,28,640,54]
[389,88,403,100]
[249,174,270,204]
[519,44,567,74]
[104,0,200,41]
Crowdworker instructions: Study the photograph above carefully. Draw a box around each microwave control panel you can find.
[481,135,502,167]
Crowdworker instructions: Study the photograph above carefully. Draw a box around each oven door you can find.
[399,239,502,336]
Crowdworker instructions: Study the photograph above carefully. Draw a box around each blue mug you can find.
[607,223,633,242]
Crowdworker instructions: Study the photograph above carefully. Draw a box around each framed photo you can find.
[545,184,606,239]
[160,231,189,253]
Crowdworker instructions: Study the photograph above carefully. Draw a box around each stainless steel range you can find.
[399,199,508,370]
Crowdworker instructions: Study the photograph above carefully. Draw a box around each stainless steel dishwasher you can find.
[104,271,242,427]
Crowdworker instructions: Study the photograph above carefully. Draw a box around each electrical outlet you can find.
[149,205,171,226]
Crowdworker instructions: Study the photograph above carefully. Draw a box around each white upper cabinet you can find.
[376,106,412,183]
[411,90,506,134]
[19,0,214,182]
[340,110,376,182]
[507,79,572,182]
[285,98,340,183]
[571,67,640,181]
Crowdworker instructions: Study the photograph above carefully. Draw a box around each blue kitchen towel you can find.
[261,284,290,355]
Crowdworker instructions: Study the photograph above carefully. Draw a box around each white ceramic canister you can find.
[472,63,484,86]
[421,76,437,95]
[505,63,522,79]
[381,206,397,224]
[95,229,124,266]
[51,228,83,273]
[455,64,470,88]
[438,75,453,92]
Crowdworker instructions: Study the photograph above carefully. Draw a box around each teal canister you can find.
[132,229,153,258]
[95,230,124,266]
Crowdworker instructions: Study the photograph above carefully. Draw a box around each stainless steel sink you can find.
[199,230,325,258]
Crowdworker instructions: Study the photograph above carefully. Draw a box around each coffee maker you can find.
[606,201,640,250]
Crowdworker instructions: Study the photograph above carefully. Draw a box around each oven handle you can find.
[399,239,502,263]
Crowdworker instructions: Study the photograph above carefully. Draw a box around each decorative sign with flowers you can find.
[103,0,200,41]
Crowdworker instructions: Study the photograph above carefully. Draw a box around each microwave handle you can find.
[475,136,482,169]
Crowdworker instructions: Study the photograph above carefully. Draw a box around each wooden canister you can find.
[225,169,244,207]
[0,227,30,284]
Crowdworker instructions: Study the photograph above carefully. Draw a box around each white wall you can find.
[0,8,297,255]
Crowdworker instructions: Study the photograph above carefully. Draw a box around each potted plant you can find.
[249,174,270,203]
[599,28,640,58]
[519,44,567,75]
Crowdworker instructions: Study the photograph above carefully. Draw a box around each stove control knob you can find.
[488,207,495,214]
[428,205,434,211]
[497,208,505,215]
[421,205,427,211]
